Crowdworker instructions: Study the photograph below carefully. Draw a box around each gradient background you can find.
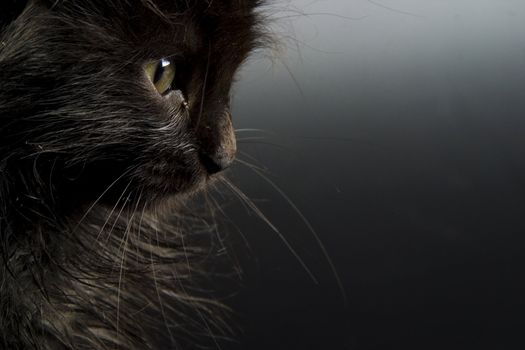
[221,1,525,349]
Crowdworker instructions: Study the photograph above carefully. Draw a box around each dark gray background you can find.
[222,1,525,349]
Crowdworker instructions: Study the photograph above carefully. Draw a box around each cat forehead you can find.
[36,0,264,54]
[0,0,260,30]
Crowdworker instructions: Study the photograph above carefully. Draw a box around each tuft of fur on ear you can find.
[0,0,29,29]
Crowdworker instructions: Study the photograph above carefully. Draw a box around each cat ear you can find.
[0,0,30,29]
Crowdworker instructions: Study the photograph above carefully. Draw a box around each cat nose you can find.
[199,149,235,175]
[195,107,237,174]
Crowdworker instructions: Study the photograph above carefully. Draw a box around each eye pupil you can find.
[153,61,165,84]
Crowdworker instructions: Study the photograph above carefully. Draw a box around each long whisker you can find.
[366,0,423,18]
[116,189,143,340]
[203,187,243,277]
[196,40,212,129]
[234,158,268,173]
[202,189,223,249]
[275,12,368,21]
[234,128,273,134]
[74,166,135,230]
[179,220,192,279]
[150,205,178,348]
[238,163,348,305]
[238,150,269,170]
[236,139,290,150]
[208,189,252,257]
[236,136,268,142]
[94,179,133,244]
[220,178,318,284]
[105,188,133,244]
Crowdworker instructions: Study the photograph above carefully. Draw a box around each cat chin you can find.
[138,162,222,202]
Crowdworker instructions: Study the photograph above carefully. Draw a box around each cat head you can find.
[0,0,264,209]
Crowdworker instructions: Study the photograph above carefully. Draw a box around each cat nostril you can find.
[199,151,233,175]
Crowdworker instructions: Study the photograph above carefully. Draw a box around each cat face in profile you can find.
[0,0,262,208]
[0,2,264,348]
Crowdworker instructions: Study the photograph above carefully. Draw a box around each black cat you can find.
[0,1,264,348]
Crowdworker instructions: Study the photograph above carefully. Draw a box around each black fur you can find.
[0,1,264,348]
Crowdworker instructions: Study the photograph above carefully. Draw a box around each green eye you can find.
[145,58,176,96]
